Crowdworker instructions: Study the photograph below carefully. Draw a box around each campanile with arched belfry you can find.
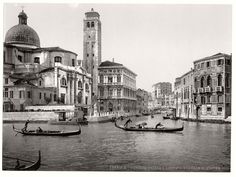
[83,8,101,97]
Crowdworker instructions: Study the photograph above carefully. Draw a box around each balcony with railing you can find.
[215,86,223,92]
[205,87,212,93]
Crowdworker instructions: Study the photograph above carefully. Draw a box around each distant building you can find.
[174,70,194,118]
[136,88,149,114]
[97,60,137,114]
[151,82,172,108]
[3,10,92,112]
[193,53,232,119]
[82,8,102,96]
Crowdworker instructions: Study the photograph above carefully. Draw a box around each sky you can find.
[3,3,232,92]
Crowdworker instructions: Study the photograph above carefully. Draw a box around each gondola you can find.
[17,151,41,170]
[4,151,41,171]
[13,125,81,136]
[115,121,184,132]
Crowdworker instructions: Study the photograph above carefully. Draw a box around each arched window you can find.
[218,74,222,86]
[78,80,82,89]
[194,78,198,90]
[91,21,94,27]
[100,75,104,83]
[87,22,90,28]
[78,91,82,104]
[117,75,121,83]
[200,76,204,88]
[207,75,212,87]
[39,79,43,86]
[61,77,67,87]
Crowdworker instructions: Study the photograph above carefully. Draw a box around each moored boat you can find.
[115,121,184,132]
[48,118,88,125]
[13,125,81,136]
[163,116,171,119]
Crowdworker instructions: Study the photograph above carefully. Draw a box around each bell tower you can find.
[83,8,101,96]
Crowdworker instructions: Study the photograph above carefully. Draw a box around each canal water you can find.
[2,114,231,171]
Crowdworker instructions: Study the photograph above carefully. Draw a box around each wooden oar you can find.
[3,155,47,166]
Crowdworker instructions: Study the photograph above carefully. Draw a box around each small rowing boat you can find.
[13,125,81,136]
[115,122,184,132]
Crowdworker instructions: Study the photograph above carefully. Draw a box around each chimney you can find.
[112,58,114,62]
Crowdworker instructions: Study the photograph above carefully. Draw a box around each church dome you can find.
[5,10,40,48]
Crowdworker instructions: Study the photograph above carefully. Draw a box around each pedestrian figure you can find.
[124,118,132,128]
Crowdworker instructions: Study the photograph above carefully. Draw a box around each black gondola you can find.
[13,125,81,136]
[4,151,41,171]
[115,122,184,132]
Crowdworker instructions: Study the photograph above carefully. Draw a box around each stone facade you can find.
[151,82,172,108]
[174,53,232,120]
[83,8,102,96]
[97,60,137,115]
[3,11,92,112]
[193,53,232,119]
[136,88,149,114]
[174,70,195,118]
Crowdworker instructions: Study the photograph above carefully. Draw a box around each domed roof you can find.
[5,10,40,48]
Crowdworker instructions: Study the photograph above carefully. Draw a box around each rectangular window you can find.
[100,75,104,83]
[5,78,8,84]
[4,88,8,98]
[109,89,113,96]
[10,91,13,98]
[217,59,222,65]
[117,89,121,97]
[218,107,222,112]
[218,95,223,103]
[207,95,211,103]
[226,59,231,65]
[34,57,40,64]
[72,59,75,66]
[206,61,210,68]
[27,91,31,98]
[19,90,24,99]
[108,76,113,83]
[85,97,88,105]
[54,56,62,63]
[54,94,57,101]
[39,92,42,99]
[87,54,89,57]
[201,63,204,68]
[44,93,46,99]
[207,107,211,112]
[100,88,104,97]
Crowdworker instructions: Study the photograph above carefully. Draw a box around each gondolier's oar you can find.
[13,125,18,136]
[3,155,47,166]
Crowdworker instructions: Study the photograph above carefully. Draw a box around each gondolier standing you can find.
[22,120,30,132]
[124,118,132,128]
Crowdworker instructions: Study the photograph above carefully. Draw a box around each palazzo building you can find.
[97,60,137,114]
[3,10,92,112]
[193,53,232,119]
